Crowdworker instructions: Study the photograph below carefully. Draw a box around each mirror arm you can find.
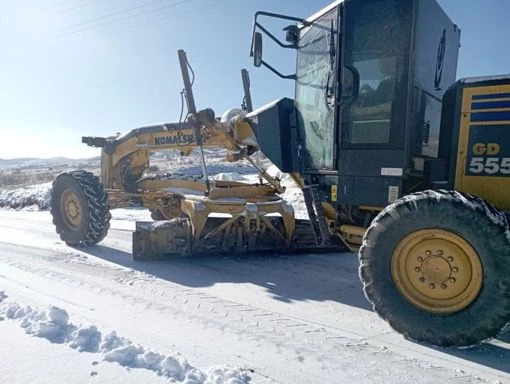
[261,60,296,80]
[250,11,308,57]
[256,23,297,50]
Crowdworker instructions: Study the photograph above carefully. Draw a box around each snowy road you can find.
[0,209,509,383]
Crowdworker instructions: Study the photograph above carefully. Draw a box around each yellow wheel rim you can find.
[391,229,483,314]
[60,190,83,229]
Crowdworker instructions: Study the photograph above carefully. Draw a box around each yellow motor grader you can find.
[51,0,510,349]
[51,51,336,261]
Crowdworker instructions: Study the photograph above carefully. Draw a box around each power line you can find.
[3,0,92,30]
[50,0,103,17]
[6,0,83,30]
[58,0,230,45]
[49,0,203,40]
[43,0,168,36]
[19,0,83,19]
[92,0,229,37]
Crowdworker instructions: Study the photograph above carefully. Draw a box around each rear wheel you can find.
[50,171,111,246]
[360,190,510,347]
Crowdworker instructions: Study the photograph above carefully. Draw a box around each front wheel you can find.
[359,190,510,347]
[50,171,111,246]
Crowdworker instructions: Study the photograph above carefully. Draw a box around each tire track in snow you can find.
[0,241,498,384]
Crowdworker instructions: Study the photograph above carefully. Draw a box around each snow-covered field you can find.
[0,150,310,219]
[0,154,509,384]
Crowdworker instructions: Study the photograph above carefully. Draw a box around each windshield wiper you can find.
[329,20,336,69]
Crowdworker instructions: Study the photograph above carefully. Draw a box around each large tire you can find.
[359,190,510,347]
[50,171,111,246]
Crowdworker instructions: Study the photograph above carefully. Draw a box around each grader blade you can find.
[132,216,348,260]
[133,219,191,260]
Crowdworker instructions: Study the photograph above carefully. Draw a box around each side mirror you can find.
[253,32,263,67]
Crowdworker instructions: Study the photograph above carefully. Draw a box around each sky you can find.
[0,0,509,159]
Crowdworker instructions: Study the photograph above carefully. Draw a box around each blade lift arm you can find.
[177,49,284,194]
[178,49,212,194]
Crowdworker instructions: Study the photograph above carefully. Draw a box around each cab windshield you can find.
[294,8,337,170]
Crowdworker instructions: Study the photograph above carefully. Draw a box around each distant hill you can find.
[0,156,100,170]
[0,156,99,163]
[0,158,39,165]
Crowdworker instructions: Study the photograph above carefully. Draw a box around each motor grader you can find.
[51,57,318,258]
[51,0,510,348]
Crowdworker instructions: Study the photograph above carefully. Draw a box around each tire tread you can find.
[50,170,111,246]
[359,189,510,347]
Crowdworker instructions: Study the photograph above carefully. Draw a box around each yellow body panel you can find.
[454,84,510,210]
[331,184,338,202]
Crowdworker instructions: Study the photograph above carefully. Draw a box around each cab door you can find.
[337,0,413,206]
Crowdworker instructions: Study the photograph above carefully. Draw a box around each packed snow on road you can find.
[0,155,509,383]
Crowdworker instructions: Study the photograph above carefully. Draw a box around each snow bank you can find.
[0,183,51,210]
[100,331,200,381]
[3,303,97,347]
[0,295,250,383]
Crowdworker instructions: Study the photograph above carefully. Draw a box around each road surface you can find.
[0,209,509,383]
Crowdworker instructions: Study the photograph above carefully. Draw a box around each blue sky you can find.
[1,0,509,159]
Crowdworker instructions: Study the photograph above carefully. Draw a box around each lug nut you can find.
[425,250,432,256]
[450,278,456,283]
[447,256,454,262]
[441,284,447,289]
[417,256,423,262]
[429,283,435,289]
[419,277,426,283]
[452,267,459,273]
[437,250,444,256]
[415,267,421,272]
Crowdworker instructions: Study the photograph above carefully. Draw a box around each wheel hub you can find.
[392,229,483,314]
[61,190,83,228]
[420,254,451,284]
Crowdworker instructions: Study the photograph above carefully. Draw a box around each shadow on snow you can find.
[78,243,510,376]
[79,243,368,309]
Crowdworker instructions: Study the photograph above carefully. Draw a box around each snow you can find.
[0,292,250,383]
[0,182,51,210]
[0,319,173,384]
[0,210,509,383]
[1,156,509,383]
[0,164,308,218]
[212,172,248,182]
[0,159,269,383]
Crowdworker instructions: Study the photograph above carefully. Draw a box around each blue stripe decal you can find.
[470,111,510,122]
[472,93,510,100]
[471,101,510,110]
